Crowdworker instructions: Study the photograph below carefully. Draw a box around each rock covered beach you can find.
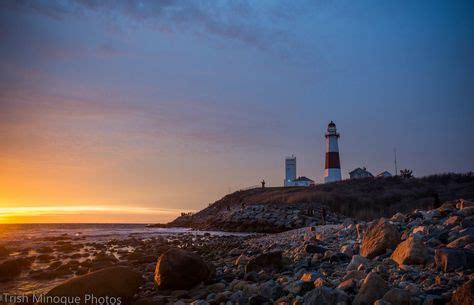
[1,199,473,305]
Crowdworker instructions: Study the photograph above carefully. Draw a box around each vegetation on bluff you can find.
[169,173,474,230]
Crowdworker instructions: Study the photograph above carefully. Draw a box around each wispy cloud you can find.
[1,0,299,55]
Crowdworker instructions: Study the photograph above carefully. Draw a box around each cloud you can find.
[0,0,298,55]
[0,86,285,162]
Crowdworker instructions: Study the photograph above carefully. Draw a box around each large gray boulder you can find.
[154,248,215,290]
[360,218,400,259]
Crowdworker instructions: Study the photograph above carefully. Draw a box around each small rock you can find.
[457,199,474,209]
[235,254,249,266]
[342,270,366,282]
[303,286,348,305]
[382,287,413,305]
[347,255,370,271]
[444,216,461,226]
[434,248,474,272]
[391,212,406,222]
[245,251,284,273]
[337,278,357,292]
[305,244,327,254]
[447,235,474,249]
[353,272,389,305]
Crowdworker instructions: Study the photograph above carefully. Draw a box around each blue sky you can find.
[0,1,473,222]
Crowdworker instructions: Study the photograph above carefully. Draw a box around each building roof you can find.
[293,176,314,182]
[377,171,392,177]
[328,121,336,127]
[349,167,373,176]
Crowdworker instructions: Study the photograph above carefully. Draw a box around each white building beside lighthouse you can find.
[284,155,297,186]
[284,155,315,187]
[324,121,342,183]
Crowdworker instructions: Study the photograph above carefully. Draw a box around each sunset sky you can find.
[1,1,473,223]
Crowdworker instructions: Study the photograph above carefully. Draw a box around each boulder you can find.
[0,258,31,282]
[234,254,249,266]
[451,280,474,305]
[456,199,474,209]
[360,218,400,258]
[300,271,322,282]
[303,286,348,305]
[382,288,413,305]
[342,270,366,282]
[434,248,474,272]
[444,216,461,226]
[337,278,357,292]
[347,255,370,271]
[245,251,284,273]
[305,244,328,254]
[353,272,389,305]
[46,267,141,305]
[391,236,429,265]
[154,248,215,290]
[461,206,474,217]
[259,279,285,300]
[461,216,474,228]
[340,244,354,256]
[391,212,406,222]
[447,235,474,248]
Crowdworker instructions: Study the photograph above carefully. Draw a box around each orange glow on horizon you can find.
[0,205,191,224]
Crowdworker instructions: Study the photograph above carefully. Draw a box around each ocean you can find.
[0,224,249,295]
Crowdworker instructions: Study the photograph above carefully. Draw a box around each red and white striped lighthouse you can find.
[324,121,342,183]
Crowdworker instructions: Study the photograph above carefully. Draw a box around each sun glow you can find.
[0,205,189,224]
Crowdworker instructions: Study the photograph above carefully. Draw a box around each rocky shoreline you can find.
[165,202,341,233]
[0,199,473,305]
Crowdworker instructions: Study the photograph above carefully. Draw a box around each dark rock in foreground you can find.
[154,248,215,290]
[245,250,285,273]
[46,266,142,305]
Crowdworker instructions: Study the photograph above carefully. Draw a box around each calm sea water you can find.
[0,223,248,243]
[0,224,250,295]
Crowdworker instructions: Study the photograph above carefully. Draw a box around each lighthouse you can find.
[324,121,342,183]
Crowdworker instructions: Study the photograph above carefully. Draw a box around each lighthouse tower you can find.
[324,121,342,183]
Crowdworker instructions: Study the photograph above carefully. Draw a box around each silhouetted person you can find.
[261,180,265,189]
[433,193,442,209]
[321,207,327,225]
